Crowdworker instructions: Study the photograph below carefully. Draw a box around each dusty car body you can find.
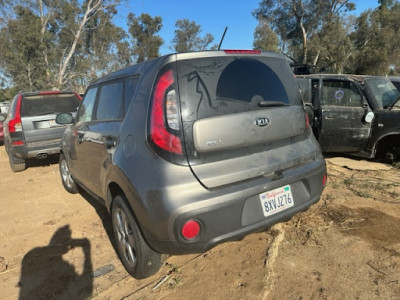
[58,50,327,279]
[297,74,400,161]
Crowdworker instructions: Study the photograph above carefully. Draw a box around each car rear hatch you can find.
[175,51,318,189]
[20,92,80,147]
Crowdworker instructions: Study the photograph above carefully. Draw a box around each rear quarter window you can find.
[96,81,124,121]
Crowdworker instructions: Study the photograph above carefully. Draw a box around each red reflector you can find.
[322,173,327,187]
[181,220,201,240]
[12,140,24,146]
[224,50,261,54]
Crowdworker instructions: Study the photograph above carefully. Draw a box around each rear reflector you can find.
[224,50,261,54]
[322,173,327,187]
[181,220,201,240]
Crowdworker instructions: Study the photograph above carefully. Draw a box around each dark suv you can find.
[4,91,81,171]
[57,50,326,279]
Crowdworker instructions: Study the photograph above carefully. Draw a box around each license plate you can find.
[259,185,294,217]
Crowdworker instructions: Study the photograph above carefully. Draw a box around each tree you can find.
[253,0,355,64]
[0,6,47,90]
[308,16,355,73]
[171,19,216,52]
[253,19,279,52]
[351,1,400,75]
[51,0,122,88]
[0,0,123,91]
[127,13,163,63]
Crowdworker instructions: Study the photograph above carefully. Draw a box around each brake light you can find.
[9,94,22,133]
[224,50,261,54]
[150,70,182,154]
[305,113,310,129]
[38,91,61,95]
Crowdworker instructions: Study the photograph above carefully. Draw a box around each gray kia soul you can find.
[57,50,326,279]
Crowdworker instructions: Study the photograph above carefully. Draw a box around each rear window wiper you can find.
[258,101,289,107]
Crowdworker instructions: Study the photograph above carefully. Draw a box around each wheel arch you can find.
[373,133,400,159]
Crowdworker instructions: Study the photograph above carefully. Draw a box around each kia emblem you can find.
[255,117,270,127]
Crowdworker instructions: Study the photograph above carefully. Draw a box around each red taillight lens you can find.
[322,173,327,187]
[181,220,201,240]
[9,94,22,133]
[150,69,182,155]
[305,113,310,129]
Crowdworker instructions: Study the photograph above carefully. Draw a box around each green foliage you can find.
[0,5,47,91]
[253,19,279,52]
[172,19,216,52]
[351,1,400,75]
[0,0,122,92]
[127,13,163,63]
[253,0,356,64]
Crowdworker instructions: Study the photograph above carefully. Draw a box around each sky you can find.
[118,0,379,55]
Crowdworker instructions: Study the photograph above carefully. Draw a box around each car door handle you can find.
[324,115,335,119]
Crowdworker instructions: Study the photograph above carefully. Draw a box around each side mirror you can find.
[56,112,74,125]
[364,111,374,123]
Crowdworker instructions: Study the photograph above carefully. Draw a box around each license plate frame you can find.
[259,185,294,217]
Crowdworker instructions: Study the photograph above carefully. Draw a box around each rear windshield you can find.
[177,56,300,121]
[21,94,80,117]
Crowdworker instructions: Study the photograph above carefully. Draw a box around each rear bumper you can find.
[8,141,61,160]
[141,158,326,255]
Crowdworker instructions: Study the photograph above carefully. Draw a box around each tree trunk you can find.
[55,0,109,89]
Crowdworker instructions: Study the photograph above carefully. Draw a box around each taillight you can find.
[322,173,327,187]
[150,69,182,154]
[305,113,310,129]
[9,94,22,133]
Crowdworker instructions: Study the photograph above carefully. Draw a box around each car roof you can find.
[89,50,287,86]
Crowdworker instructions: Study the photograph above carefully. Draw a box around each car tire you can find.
[111,194,163,279]
[59,153,78,194]
[9,155,25,172]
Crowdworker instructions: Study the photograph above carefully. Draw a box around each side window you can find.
[124,76,139,114]
[77,87,97,123]
[96,81,124,121]
[321,80,362,107]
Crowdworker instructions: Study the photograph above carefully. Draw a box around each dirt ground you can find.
[1,145,400,300]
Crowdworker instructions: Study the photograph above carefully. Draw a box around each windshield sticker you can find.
[335,89,344,102]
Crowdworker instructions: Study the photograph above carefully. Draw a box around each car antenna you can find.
[218,26,228,50]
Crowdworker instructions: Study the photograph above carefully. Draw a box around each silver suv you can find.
[57,50,327,279]
[4,91,81,171]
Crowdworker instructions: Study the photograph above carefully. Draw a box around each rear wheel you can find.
[9,155,25,172]
[59,153,78,194]
[111,194,163,279]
